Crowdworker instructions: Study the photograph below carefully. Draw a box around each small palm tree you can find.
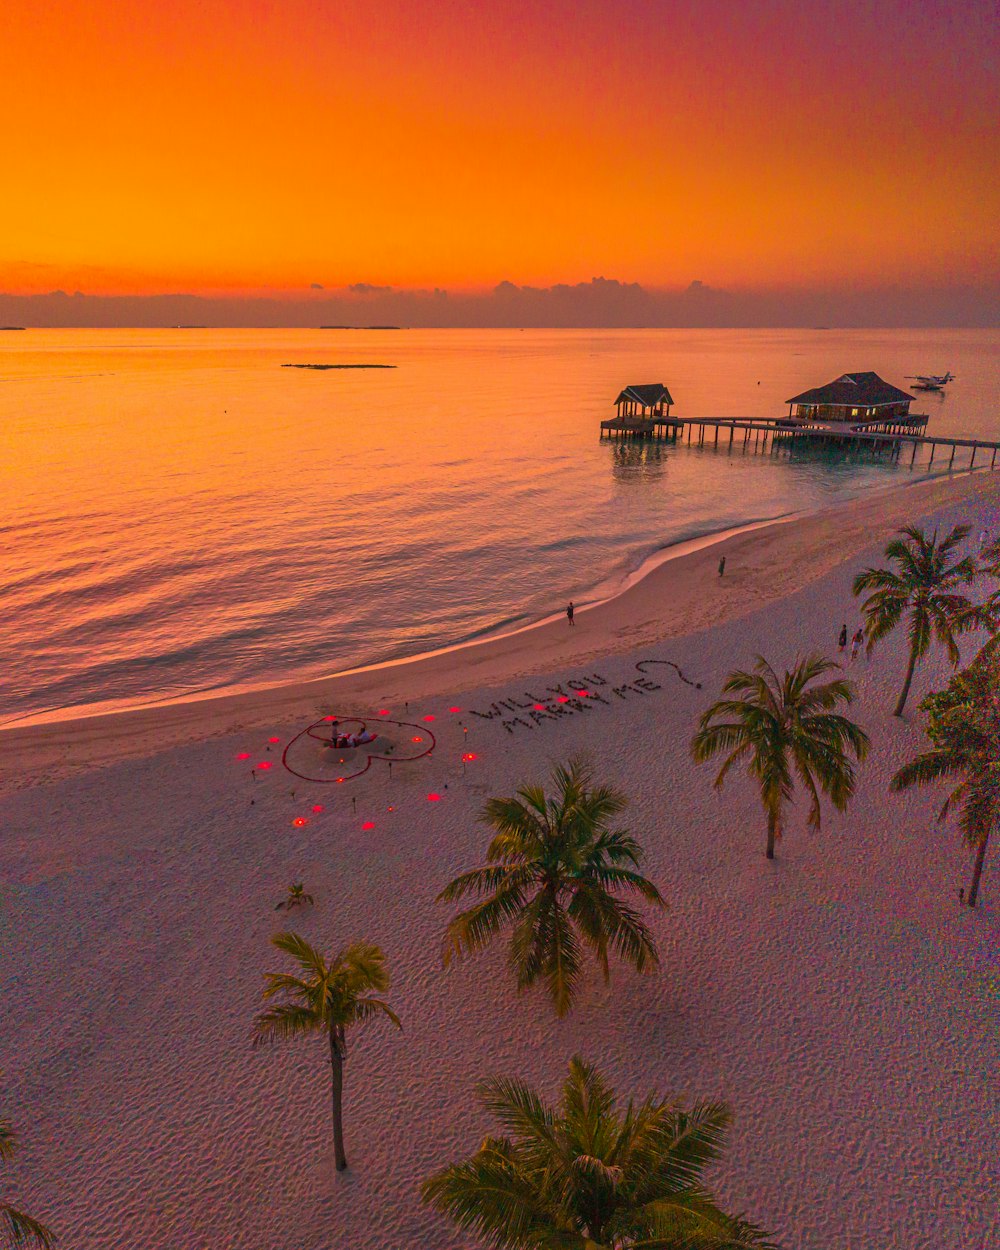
[853,524,983,716]
[692,655,869,860]
[1,1117,55,1248]
[275,882,313,911]
[891,653,1000,907]
[252,932,401,1171]
[438,758,665,1017]
[422,1055,776,1249]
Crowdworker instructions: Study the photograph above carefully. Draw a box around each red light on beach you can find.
[293,817,309,827]
[388,805,395,812]
[533,703,547,710]
[423,714,436,722]
[236,752,250,760]
[312,804,325,813]
[463,753,478,762]
[361,821,375,830]
[578,691,591,697]
[427,792,442,802]
[557,696,570,703]
[336,777,344,783]
[411,736,424,743]
[378,709,390,715]
[257,761,273,770]
[268,737,280,743]
[449,706,461,713]
[324,715,337,722]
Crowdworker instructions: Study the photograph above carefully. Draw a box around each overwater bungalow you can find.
[614,383,674,419]
[600,383,680,440]
[784,372,924,435]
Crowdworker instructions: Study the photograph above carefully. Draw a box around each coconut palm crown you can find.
[852,524,985,716]
[252,931,401,1171]
[691,655,869,859]
[422,1055,777,1250]
[438,758,665,1016]
[891,651,1000,907]
[1,1117,55,1248]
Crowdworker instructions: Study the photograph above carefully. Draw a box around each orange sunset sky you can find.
[1,0,997,316]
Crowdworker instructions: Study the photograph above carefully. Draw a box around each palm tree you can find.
[1,1117,55,1248]
[275,882,313,911]
[252,931,401,1171]
[437,758,665,1017]
[421,1055,776,1249]
[853,524,983,716]
[891,652,1000,907]
[691,655,869,860]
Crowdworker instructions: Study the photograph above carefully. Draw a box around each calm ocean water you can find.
[2,328,997,725]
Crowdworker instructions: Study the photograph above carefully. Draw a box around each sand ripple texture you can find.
[1,491,999,1250]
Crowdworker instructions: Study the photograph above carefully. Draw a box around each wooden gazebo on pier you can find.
[601,383,680,440]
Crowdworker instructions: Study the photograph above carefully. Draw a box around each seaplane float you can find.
[906,372,955,392]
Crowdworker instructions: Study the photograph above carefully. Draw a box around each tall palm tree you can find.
[438,758,665,1017]
[891,652,1000,907]
[691,655,869,860]
[852,524,983,716]
[1,1117,55,1248]
[252,931,401,1171]
[421,1055,776,1249]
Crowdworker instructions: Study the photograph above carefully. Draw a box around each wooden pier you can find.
[669,416,1000,471]
[600,415,681,441]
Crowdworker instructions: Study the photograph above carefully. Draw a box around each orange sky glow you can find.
[1,0,997,300]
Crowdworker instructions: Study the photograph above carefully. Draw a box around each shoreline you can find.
[2,467,998,785]
[0,466,975,732]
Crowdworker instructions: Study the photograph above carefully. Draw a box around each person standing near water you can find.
[566,601,575,626]
[850,628,864,662]
[839,624,848,651]
[718,556,726,577]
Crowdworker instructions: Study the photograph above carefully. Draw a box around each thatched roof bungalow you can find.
[786,372,913,423]
[614,383,674,418]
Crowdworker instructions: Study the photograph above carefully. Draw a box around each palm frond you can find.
[251,1002,320,1046]
[1,1203,57,1249]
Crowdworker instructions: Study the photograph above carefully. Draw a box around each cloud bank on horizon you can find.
[2,277,995,328]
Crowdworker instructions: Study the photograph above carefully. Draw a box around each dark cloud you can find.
[0,279,995,328]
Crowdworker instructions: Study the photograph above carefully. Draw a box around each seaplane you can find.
[906,372,955,391]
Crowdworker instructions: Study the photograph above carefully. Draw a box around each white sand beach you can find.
[2,470,998,1250]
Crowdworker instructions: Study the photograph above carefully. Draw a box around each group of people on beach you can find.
[325,719,378,750]
[838,622,866,663]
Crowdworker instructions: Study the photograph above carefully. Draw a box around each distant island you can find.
[281,363,397,370]
[0,325,26,331]
[319,325,404,330]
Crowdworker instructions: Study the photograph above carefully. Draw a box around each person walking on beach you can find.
[850,627,864,663]
[566,601,575,626]
[838,624,848,652]
[718,556,726,577]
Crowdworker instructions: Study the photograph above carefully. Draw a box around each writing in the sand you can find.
[469,671,663,735]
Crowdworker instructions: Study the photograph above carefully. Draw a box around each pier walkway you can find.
[668,416,1000,471]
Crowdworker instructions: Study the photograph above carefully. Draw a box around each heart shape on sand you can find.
[281,715,436,784]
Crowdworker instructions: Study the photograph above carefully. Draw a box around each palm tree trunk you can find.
[894,642,919,717]
[329,1029,348,1171]
[766,811,777,860]
[968,831,990,907]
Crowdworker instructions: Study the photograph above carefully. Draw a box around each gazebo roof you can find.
[786,372,912,407]
[614,383,674,407]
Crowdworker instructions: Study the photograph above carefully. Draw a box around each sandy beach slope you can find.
[1,470,998,1250]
